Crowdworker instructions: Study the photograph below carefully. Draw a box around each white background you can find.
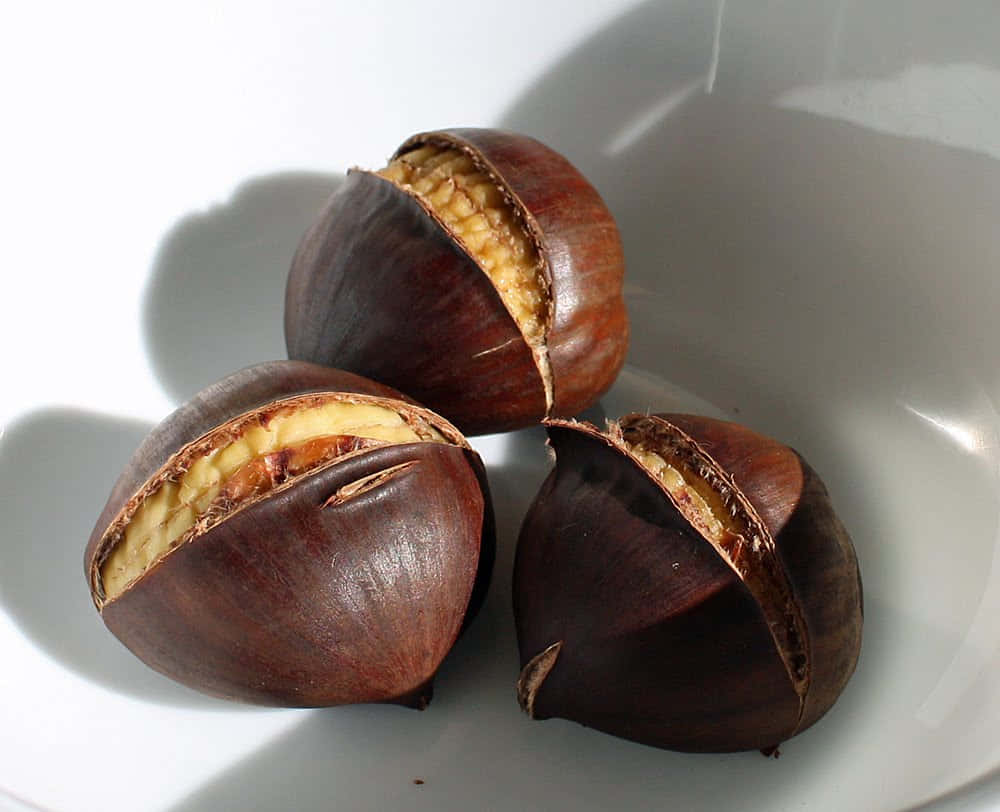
[4,1,1000,810]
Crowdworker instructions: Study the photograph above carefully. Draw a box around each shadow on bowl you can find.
[143,171,342,403]
[0,407,226,708]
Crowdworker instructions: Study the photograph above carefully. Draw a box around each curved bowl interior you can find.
[3,1,999,810]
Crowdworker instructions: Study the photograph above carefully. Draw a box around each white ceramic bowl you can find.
[3,1,998,809]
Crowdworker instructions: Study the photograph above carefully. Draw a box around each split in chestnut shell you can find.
[284,128,628,435]
[513,414,862,753]
[85,361,494,708]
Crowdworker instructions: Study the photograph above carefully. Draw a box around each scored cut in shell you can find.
[513,414,862,753]
[285,128,628,435]
[90,392,458,606]
[376,138,554,411]
[615,414,811,718]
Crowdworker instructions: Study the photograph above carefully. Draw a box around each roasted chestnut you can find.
[284,128,628,435]
[85,361,494,708]
[513,414,862,753]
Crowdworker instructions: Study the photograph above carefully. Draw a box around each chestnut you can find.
[85,361,494,708]
[513,414,862,753]
[284,128,628,435]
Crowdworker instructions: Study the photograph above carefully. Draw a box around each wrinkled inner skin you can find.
[99,399,449,603]
[619,418,809,709]
[377,143,553,408]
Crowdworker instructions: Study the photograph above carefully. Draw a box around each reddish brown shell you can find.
[661,414,863,735]
[284,128,628,435]
[85,361,494,707]
[512,415,862,753]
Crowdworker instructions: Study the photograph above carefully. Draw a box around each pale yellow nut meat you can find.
[378,144,553,406]
[627,445,732,547]
[100,399,448,602]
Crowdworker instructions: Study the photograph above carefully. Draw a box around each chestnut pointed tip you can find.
[517,640,563,719]
[388,678,434,711]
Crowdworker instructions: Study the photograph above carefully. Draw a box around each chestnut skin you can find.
[513,414,862,753]
[85,361,494,708]
[284,128,628,435]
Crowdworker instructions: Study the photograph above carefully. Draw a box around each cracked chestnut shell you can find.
[85,361,494,708]
[284,128,628,435]
[513,414,862,753]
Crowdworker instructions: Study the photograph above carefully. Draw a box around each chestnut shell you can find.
[512,415,862,752]
[85,361,495,707]
[284,128,628,435]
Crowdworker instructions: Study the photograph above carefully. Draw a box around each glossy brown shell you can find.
[512,415,862,753]
[85,361,495,707]
[284,128,628,435]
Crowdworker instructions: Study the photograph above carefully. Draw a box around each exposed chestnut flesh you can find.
[284,128,628,435]
[513,414,862,753]
[86,361,494,707]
